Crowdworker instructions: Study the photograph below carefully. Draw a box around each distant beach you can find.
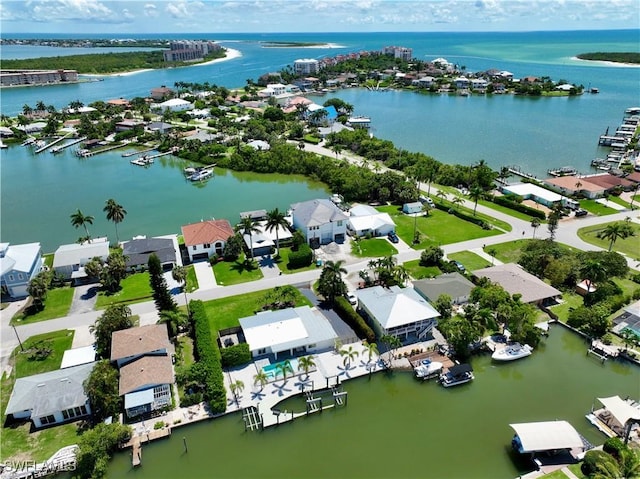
[569,56,640,68]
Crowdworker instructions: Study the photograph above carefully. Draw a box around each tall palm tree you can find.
[580,259,607,293]
[451,195,464,210]
[436,190,448,204]
[265,208,289,258]
[70,209,94,239]
[171,265,189,314]
[318,260,348,304]
[236,217,261,261]
[275,360,293,382]
[339,345,359,368]
[229,379,245,404]
[362,341,379,364]
[253,371,269,390]
[468,185,484,216]
[530,217,541,238]
[103,199,127,244]
[597,221,635,252]
[297,355,316,377]
[380,334,402,363]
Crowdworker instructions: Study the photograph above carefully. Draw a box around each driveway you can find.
[192,261,217,290]
[257,254,281,279]
[67,284,99,315]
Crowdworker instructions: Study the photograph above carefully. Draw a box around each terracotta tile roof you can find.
[545,176,603,192]
[627,172,640,183]
[118,355,174,395]
[110,324,170,361]
[181,219,234,246]
[584,174,634,189]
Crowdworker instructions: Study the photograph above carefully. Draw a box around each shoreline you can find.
[569,56,640,68]
[262,42,346,49]
[80,47,242,78]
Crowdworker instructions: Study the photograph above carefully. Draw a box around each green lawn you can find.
[448,251,491,271]
[185,265,199,292]
[376,205,502,249]
[567,463,588,479]
[403,259,441,280]
[95,272,153,308]
[12,287,74,325]
[549,292,584,322]
[212,256,264,285]
[1,329,81,463]
[577,222,640,259]
[201,288,312,332]
[486,239,579,265]
[43,253,54,268]
[607,195,631,209]
[477,198,544,223]
[274,247,319,274]
[579,199,619,216]
[351,238,398,258]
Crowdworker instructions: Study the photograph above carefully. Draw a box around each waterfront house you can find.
[115,119,143,132]
[181,219,235,262]
[52,239,109,282]
[402,202,423,215]
[356,286,440,341]
[611,299,640,336]
[150,98,194,113]
[413,272,475,305]
[111,324,174,418]
[501,182,578,209]
[544,176,605,199]
[473,263,562,306]
[583,173,634,192]
[317,122,353,138]
[471,78,488,92]
[146,121,173,134]
[241,220,293,257]
[238,306,339,359]
[150,86,174,101]
[121,236,177,270]
[290,199,348,247]
[454,76,469,89]
[412,76,435,88]
[347,204,395,238]
[0,242,43,298]
[4,362,95,429]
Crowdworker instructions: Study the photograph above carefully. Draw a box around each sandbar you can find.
[569,56,640,68]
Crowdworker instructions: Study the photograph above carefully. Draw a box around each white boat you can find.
[130,156,154,166]
[184,167,197,176]
[0,141,7,149]
[439,364,474,387]
[414,359,443,380]
[189,169,213,182]
[492,343,533,362]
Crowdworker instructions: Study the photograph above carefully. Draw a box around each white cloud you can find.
[165,1,190,18]
[144,3,159,17]
[22,0,117,23]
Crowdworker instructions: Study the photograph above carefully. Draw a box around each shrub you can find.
[420,245,444,267]
[631,273,640,285]
[154,421,164,430]
[221,343,251,367]
[581,450,613,476]
[288,243,313,268]
[491,195,547,219]
[603,437,625,457]
[434,202,487,227]
[334,296,375,343]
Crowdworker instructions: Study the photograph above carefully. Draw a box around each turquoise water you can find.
[106,325,639,479]
[263,359,300,379]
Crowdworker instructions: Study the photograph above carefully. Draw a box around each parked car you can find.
[419,195,435,206]
[575,209,588,217]
[387,231,399,243]
[346,292,358,305]
[450,260,466,272]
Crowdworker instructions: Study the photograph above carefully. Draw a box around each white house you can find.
[239,306,338,358]
[4,362,95,429]
[347,204,395,237]
[242,219,293,258]
[52,239,109,281]
[471,78,488,91]
[402,202,423,214]
[454,76,469,89]
[290,199,348,247]
[261,83,287,97]
[181,219,235,262]
[150,98,194,113]
[412,76,435,88]
[356,286,440,341]
[294,59,320,75]
[0,242,43,298]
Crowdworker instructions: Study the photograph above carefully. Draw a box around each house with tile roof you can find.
[0,242,43,298]
[290,199,348,247]
[356,286,440,341]
[544,176,605,199]
[4,362,95,428]
[181,219,235,262]
[473,263,562,305]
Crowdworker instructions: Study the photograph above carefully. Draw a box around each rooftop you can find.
[356,285,440,329]
[413,272,475,301]
[111,324,170,362]
[0,242,41,276]
[290,199,348,227]
[181,219,234,247]
[119,355,174,395]
[473,263,561,304]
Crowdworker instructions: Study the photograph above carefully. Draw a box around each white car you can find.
[346,292,358,305]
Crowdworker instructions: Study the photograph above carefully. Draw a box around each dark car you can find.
[387,231,399,243]
[575,209,588,217]
[450,260,466,272]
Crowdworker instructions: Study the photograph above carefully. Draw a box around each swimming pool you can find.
[262,359,299,380]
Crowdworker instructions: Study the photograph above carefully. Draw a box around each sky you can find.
[0,0,638,34]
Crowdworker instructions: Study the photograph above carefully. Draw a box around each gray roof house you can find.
[122,237,177,269]
[473,263,562,305]
[356,286,440,341]
[290,199,348,247]
[413,272,475,305]
[0,242,43,298]
[52,239,110,281]
[4,362,95,428]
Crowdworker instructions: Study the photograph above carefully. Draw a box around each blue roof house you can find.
[0,242,44,298]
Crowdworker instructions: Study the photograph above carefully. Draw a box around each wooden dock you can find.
[51,136,87,153]
[122,426,172,467]
[35,133,71,154]
[409,350,455,375]
[76,143,126,158]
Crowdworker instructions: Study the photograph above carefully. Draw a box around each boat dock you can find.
[122,426,172,467]
[51,136,87,153]
[122,147,157,157]
[507,166,539,181]
[35,133,72,154]
[409,350,454,379]
[75,143,126,158]
[547,166,577,177]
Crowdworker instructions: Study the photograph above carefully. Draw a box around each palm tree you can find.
[103,199,127,244]
[380,334,402,363]
[253,371,269,390]
[35,100,46,113]
[597,221,635,251]
[436,190,448,204]
[331,143,342,160]
[580,259,607,293]
[22,104,33,116]
[297,355,316,377]
[265,208,289,258]
[530,217,541,238]
[70,209,94,239]
[339,345,359,368]
[236,217,260,261]
[451,195,464,210]
[275,360,293,382]
[468,185,484,216]
[361,341,379,364]
[317,260,348,304]
[229,379,245,404]
[171,265,190,314]
[487,247,497,266]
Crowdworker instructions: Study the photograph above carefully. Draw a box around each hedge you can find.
[288,244,313,268]
[189,300,226,414]
[221,343,252,368]
[334,296,376,343]
[491,195,546,219]
[433,203,489,228]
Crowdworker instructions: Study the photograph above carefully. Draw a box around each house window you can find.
[39,415,56,425]
[337,221,343,227]
[307,344,316,349]
[192,246,197,251]
[257,348,266,355]
[17,273,23,280]
[7,274,14,281]
[215,242,224,255]
[203,243,211,248]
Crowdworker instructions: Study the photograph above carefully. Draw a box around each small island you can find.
[577,52,640,65]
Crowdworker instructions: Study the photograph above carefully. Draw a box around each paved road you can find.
[2,144,638,371]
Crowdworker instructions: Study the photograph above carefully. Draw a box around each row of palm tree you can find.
[70,198,127,244]
[235,207,290,261]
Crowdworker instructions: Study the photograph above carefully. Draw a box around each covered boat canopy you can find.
[448,364,473,376]
[510,421,583,453]
[597,396,640,425]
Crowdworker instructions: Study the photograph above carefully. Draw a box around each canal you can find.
[0,145,328,252]
[107,325,639,479]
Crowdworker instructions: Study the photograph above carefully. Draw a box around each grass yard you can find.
[185,265,199,292]
[201,288,312,333]
[351,238,398,258]
[376,205,502,249]
[607,195,631,209]
[486,239,579,265]
[448,251,491,271]
[12,287,74,325]
[579,199,619,216]
[477,198,544,223]
[567,463,588,479]
[1,329,81,463]
[403,259,441,280]
[212,256,264,285]
[577,221,640,259]
[43,253,54,268]
[274,247,318,274]
[549,292,584,322]
[95,272,153,309]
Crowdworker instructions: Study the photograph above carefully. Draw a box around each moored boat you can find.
[414,359,443,380]
[492,343,533,362]
[189,169,213,182]
[439,364,474,387]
